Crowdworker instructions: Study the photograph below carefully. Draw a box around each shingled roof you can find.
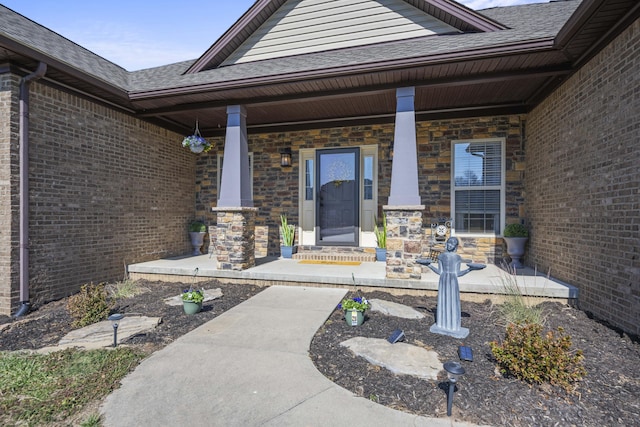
[127,1,580,95]
[1,0,637,133]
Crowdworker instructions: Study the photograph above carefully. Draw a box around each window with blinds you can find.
[452,140,504,234]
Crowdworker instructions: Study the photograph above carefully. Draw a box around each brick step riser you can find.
[292,246,376,262]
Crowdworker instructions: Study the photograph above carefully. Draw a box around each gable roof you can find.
[1,0,638,135]
[185,0,507,73]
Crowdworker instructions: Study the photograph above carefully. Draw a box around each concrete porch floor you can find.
[128,254,578,302]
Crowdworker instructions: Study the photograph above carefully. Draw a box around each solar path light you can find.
[108,313,124,347]
[443,361,465,416]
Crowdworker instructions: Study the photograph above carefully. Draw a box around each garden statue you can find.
[418,237,485,339]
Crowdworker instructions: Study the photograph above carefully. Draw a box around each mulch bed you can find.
[0,280,264,353]
[1,282,638,427]
[310,290,640,427]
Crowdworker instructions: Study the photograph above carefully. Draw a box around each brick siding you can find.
[0,76,197,314]
[526,19,640,335]
[0,73,19,315]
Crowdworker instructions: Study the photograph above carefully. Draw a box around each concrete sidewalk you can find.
[100,286,486,427]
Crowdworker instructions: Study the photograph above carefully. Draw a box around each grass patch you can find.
[0,347,146,426]
[496,264,546,326]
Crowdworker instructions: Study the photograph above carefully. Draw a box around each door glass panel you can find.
[305,159,314,200]
[363,155,373,200]
[317,149,359,245]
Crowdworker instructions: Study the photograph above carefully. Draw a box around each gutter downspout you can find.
[14,62,47,318]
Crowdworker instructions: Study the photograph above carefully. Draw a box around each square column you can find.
[384,205,425,279]
[211,207,258,270]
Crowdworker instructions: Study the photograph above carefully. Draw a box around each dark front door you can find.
[316,148,359,246]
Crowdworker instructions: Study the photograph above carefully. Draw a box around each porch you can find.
[127,255,578,303]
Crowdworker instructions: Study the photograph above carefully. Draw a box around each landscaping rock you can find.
[50,316,162,351]
[369,299,425,319]
[340,337,441,380]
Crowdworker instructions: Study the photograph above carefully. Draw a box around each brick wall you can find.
[526,19,640,335]
[197,115,525,263]
[0,73,19,315]
[0,76,197,314]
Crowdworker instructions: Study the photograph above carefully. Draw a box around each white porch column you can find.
[388,87,421,206]
[218,105,253,207]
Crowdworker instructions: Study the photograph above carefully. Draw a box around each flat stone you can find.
[164,288,223,306]
[340,337,441,380]
[369,298,425,319]
[53,316,162,350]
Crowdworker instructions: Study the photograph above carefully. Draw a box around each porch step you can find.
[292,246,377,263]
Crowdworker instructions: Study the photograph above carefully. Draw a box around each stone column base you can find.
[211,207,258,271]
[384,205,425,280]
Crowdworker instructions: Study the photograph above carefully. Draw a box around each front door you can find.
[316,148,360,246]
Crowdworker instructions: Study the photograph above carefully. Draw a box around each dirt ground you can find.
[1,281,639,427]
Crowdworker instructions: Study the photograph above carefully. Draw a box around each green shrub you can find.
[503,223,529,237]
[189,221,207,232]
[490,322,586,393]
[66,283,113,328]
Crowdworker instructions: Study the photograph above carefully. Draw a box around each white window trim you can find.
[450,138,505,237]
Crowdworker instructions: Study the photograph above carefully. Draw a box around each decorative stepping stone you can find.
[340,337,441,380]
[163,288,223,306]
[54,316,162,350]
[369,299,425,319]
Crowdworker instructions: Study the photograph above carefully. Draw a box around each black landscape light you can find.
[444,361,465,416]
[108,313,124,347]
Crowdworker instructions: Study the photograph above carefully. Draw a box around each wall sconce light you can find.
[108,313,124,347]
[443,361,466,416]
[388,141,394,161]
[280,148,292,167]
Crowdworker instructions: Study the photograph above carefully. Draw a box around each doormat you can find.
[298,260,362,266]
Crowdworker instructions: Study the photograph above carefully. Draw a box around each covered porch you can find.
[127,255,578,303]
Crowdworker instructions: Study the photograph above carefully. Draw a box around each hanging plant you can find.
[182,120,211,153]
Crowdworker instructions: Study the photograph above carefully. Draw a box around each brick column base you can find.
[384,205,425,280]
[211,207,258,271]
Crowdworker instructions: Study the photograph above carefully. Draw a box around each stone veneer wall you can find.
[0,76,196,315]
[526,19,640,336]
[197,115,525,263]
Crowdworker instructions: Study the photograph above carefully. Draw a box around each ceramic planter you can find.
[183,301,202,315]
[345,309,365,326]
[189,231,206,255]
[504,237,528,268]
[375,247,386,262]
[280,245,297,258]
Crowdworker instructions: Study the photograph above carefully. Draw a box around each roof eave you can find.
[0,35,130,101]
[132,38,556,100]
[421,0,508,32]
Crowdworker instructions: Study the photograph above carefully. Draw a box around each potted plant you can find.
[503,223,529,268]
[374,213,387,262]
[280,214,296,258]
[338,296,370,326]
[182,134,212,154]
[181,287,204,315]
[189,221,207,255]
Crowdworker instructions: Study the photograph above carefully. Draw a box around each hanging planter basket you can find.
[182,120,211,154]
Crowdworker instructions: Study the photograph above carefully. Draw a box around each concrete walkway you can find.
[101,286,487,427]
